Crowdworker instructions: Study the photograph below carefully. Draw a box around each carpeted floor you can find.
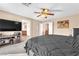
[0,37,31,56]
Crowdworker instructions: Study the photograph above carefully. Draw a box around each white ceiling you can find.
[0,3,79,21]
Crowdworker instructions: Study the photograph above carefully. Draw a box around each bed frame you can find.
[72,28,79,48]
[73,28,79,38]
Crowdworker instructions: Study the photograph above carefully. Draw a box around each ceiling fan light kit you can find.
[34,8,55,19]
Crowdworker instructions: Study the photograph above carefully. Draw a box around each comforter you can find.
[24,35,79,56]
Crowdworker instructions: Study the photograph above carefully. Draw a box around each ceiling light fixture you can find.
[34,8,54,19]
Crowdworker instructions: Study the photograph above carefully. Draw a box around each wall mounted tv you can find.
[0,19,22,31]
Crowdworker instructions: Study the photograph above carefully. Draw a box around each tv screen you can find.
[0,19,22,31]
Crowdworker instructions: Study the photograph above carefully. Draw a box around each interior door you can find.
[43,23,49,35]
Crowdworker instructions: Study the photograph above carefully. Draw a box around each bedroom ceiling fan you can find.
[34,8,63,18]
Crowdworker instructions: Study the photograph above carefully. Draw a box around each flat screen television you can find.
[0,19,22,31]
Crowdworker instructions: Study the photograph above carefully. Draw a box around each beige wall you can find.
[0,10,24,22]
[53,14,79,36]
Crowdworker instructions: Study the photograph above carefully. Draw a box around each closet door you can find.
[43,23,49,35]
[39,22,53,36]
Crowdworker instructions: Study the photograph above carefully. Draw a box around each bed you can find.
[24,28,79,56]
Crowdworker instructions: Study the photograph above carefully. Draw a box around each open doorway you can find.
[21,20,31,41]
[39,22,54,35]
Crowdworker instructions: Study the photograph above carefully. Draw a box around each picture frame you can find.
[57,20,69,28]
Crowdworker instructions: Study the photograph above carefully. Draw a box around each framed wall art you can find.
[57,20,69,28]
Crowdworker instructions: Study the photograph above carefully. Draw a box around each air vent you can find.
[22,3,31,7]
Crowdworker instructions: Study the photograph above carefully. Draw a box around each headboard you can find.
[73,28,79,38]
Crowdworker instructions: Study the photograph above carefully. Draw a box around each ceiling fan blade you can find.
[52,10,63,12]
[37,14,41,17]
[34,12,41,14]
[47,13,54,15]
